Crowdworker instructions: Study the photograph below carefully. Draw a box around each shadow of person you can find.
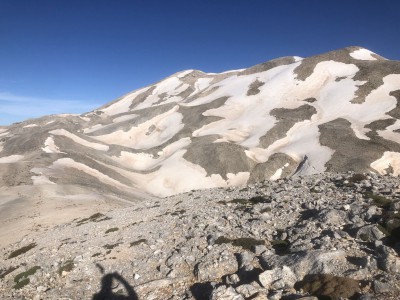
[92,272,138,300]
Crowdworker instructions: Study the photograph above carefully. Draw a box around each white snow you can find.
[371,151,400,175]
[109,138,191,171]
[104,149,249,197]
[113,114,138,123]
[0,131,9,137]
[177,70,194,78]
[42,136,64,154]
[83,124,105,134]
[31,169,55,185]
[0,155,24,163]
[101,86,151,116]
[350,49,378,61]
[50,129,109,151]
[133,77,189,110]
[270,168,283,180]
[23,124,38,128]
[92,105,184,149]
[50,158,132,190]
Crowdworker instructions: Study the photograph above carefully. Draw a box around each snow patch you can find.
[92,106,184,149]
[350,49,378,61]
[371,152,400,175]
[23,124,38,128]
[50,129,109,151]
[0,155,24,163]
[42,136,64,154]
[110,138,191,171]
[113,114,138,123]
[51,158,131,189]
[101,87,151,116]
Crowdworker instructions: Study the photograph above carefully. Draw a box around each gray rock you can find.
[210,285,245,300]
[356,225,386,242]
[195,249,238,281]
[260,250,347,280]
[373,280,392,294]
[259,266,297,290]
[235,283,259,298]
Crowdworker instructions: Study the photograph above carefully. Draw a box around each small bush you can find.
[349,173,367,183]
[76,213,111,226]
[130,239,147,247]
[8,243,37,259]
[364,192,392,208]
[271,239,290,255]
[295,274,360,299]
[13,266,41,289]
[215,236,265,250]
[0,266,18,279]
[105,227,119,234]
[57,260,74,275]
[103,243,120,250]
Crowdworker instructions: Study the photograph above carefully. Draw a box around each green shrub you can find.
[8,243,37,259]
[364,192,392,208]
[105,227,119,234]
[13,266,41,289]
[57,260,74,275]
[215,236,265,250]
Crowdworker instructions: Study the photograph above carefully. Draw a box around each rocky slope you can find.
[1,172,400,299]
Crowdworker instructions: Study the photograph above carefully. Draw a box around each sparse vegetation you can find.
[57,260,74,275]
[171,209,186,216]
[215,236,265,250]
[8,243,37,259]
[348,173,367,183]
[13,266,41,289]
[130,239,147,247]
[295,274,360,299]
[364,192,392,208]
[103,243,120,250]
[0,266,19,279]
[76,213,111,226]
[105,227,119,234]
[271,239,290,254]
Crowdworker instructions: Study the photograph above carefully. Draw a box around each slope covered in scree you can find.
[1,46,400,202]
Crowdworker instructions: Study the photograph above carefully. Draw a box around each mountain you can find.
[1,46,400,299]
[1,46,400,244]
[2,46,400,195]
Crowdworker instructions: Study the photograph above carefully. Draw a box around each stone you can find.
[235,284,259,298]
[356,225,386,242]
[195,249,238,281]
[373,280,393,294]
[259,266,296,290]
[210,286,245,300]
[260,250,346,280]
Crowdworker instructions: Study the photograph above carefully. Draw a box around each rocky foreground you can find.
[1,172,400,299]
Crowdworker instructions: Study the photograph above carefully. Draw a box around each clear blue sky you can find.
[1,0,399,125]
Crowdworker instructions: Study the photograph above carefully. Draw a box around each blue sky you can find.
[1,0,399,125]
